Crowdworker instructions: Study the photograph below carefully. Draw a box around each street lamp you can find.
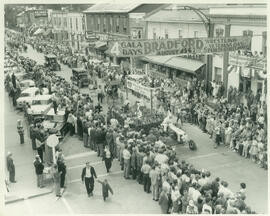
[181,6,213,93]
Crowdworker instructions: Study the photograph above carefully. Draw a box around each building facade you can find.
[84,3,163,65]
[67,12,85,51]
[209,4,267,100]
[51,10,69,44]
[142,5,210,85]
[16,8,50,32]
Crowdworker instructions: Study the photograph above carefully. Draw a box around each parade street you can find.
[4,3,268,215]
[5,45,267,214]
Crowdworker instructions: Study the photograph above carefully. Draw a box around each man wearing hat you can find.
[6,152,16,183]
[33,155,44,188]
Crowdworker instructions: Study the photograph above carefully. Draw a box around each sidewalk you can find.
[4,92,53,204]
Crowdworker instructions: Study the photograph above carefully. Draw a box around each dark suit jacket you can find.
[81,166,97,182]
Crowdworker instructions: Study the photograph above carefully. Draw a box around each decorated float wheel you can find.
[189,139,197,151]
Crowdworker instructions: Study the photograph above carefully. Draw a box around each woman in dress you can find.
[17,119,24,144]
[249,135,258,163]
[225,122,233,146]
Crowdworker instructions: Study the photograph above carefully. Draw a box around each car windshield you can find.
[20,93,30,97]
[32,99,51,105]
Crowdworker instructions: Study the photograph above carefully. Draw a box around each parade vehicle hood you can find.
[42,120,64,130]
[20,80,35,90]
[27,104,52,115]
[16,97,33,103]
[46,108,65,123]
[42,120,65,137]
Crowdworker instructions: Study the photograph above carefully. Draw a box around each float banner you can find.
[34,10,48,17]
[108,36,251,57]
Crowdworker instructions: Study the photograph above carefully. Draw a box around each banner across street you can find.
[107,36,252,57]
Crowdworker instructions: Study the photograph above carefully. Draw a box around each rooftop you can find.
[145,5,209,23]
[83,3,141,13]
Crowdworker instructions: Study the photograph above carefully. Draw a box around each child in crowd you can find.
[97,179,114,201]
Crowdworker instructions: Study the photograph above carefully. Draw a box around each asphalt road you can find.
[4,45,268,214]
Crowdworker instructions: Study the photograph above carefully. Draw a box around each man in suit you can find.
[81,162,97,197]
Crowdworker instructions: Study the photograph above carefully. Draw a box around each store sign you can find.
[34,10,48,18]
[85,31,97,41]
[108,36,251,57]
[96,33,109,41]
[229,54,267,73]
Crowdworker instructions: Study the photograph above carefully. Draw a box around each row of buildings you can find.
[15,3,267,99]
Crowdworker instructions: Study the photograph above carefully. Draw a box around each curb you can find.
[5,190,53,205]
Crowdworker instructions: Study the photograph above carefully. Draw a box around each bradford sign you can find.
[108,36,251,57]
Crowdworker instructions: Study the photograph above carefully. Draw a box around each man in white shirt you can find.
[218,181,234,199]
[198,172,207,187]
[81,162,97,197]
[122,145,131,179]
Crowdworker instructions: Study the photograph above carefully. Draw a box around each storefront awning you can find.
[95,41,107,50]
[140,55,175,65]
[165,57,204,73]
[33,28,44,35]
[142,56,205,74]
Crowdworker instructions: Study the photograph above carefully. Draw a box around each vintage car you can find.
[27,94,53,116]
[42,108,68,141]
[19,79,35,90]
[71,68,90,88]
[16,87,49,109]
[16,87,40,109]
[44,54,61,71]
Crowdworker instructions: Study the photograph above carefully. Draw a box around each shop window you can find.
[70,18,72,29]
[214,67,222,82]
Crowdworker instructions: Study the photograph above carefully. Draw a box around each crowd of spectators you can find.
[5,30,265,214]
